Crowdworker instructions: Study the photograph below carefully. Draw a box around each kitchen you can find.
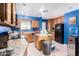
[0,3,79,56]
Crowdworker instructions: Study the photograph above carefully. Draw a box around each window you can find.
[42,22,46,30]
[20,20,31,30]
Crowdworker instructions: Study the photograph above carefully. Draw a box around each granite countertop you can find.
[23,32,35,34]
[35,34,52,36]
[8,37,28,56]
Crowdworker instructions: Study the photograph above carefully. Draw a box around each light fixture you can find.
[40,8,48,13]
[43,10,48,13]
[22,3,26,6]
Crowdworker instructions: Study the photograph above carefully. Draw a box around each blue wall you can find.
[16,15,48,32]
[64,9,79,44]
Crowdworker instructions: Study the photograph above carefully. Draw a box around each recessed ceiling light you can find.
[43,10,48,13]
[39,6,48,13]
[22,4,26,6]
[40,8,48,13]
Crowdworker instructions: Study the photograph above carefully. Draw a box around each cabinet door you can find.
[0,3,6,22]
[47,20,51,32]
[60,16,64,24]
[6,3,11,24]
[32,20,39,28]
[11,3,16,26]
[0,3,17,26]
[6,3,16,26]
[52,19,56,28]
[56,18,61,24]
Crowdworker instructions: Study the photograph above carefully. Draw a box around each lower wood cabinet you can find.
[35,34,52,51]
[22,32,34,43]
[0,35,9,49]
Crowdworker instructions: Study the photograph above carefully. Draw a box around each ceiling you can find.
[16,3,79,19]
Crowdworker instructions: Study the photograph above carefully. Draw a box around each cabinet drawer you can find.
[0,35,8,41]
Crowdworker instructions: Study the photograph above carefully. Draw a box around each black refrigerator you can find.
[55,23,64,44]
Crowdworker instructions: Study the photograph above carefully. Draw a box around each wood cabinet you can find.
[47,19,56,32]
[0,35,9,49]
[47,20,52,32]
[22,32,34,43]
[0,3,17,26]
[55,16,64,24]
[52,19,56,28]
[48,16,64,32]
[47,16,64,41]
[11,3,17,26]
[6,3,11,24]
[60,16,64,23]
[51,31,55,40]
[35,34,52,50]
[6,3,16,26]
[0,3,6,22]
[25,33,33,43]
[11,3,16,25]
[32,20,39,28]
[56,17,61,24]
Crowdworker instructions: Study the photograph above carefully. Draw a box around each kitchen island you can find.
[35,34,52,50]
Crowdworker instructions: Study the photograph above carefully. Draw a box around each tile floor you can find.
[27,42,67,56]
[8,38,67,56]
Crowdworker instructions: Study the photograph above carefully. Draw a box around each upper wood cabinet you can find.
[6,3,11,24]
[60,16,64,23]
[32,20,39,28]
[57,17,61,24]
[6,3,16,26]
[12,4,16,25]
[0,3,17,26]
[0,3,6,22]
[53,16,64,25]
[48,16,64,32]
[52,19,56,28]
[47,20,52,32]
